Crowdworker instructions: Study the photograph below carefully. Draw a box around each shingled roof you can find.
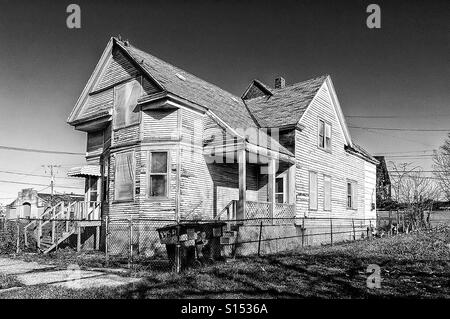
[244,75,327,128]
[117,39,257,130]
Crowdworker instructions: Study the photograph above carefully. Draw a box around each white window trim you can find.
[346,179,357,210]
[275,174,287,204]
[147,150,170,200]
[318,118,332,152]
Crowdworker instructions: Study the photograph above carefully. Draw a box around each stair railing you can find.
[215,200,237,221]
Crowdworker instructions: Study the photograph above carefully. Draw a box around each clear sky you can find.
[0,0,448,204]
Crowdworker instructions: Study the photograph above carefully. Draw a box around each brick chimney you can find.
[275,76,286,89]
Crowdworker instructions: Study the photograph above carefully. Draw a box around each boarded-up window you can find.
[347,180,357,209]
[324,175,331,211]
[309,171,318,210]
[148,151,168,197]
[113,79,141,129]
[114,152,135,201]
[319,119,331,151]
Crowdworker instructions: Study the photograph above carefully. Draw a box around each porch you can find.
[204,137,296,224]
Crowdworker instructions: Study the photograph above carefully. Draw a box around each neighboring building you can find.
[66,37,378,254]
[374,156,392,206]
[5,188,83,219]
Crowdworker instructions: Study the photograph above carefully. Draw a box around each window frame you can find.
[112,76,142,131]
[113,150,136,203]
[323,174,332,211]
[318,118,332,152]
[309,171,318,210]
[275,174,287,204]
[346,179,357,210]
[147,150,170,200]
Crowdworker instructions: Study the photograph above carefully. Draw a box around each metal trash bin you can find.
[157,221,226,270]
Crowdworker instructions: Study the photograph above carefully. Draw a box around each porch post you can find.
[268,157,276,220]
[237,147,246,222]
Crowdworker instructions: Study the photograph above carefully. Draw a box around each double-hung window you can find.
[275,176,286,204]
[148,151,169,198]
[347,180,357,209]
[319,119,331,151]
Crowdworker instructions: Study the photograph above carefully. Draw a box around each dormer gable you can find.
[241,79,273,100]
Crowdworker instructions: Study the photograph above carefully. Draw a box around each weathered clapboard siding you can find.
[95,49,139,91]
[142,109,179,141]
[364,161,377,220]
[84,89,114,118]
[202,114,236,148]
[77,48,160,121]
[113,124,140,145]
[295,82,376,223]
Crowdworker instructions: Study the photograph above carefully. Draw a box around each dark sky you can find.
[0,0,448,202]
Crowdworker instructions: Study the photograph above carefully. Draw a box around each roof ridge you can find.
[122,40,244,101]
[276,74,328,90]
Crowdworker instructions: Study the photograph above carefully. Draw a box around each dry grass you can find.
[1,226,449,299]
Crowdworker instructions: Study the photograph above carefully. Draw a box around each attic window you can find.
[175,73,186,81]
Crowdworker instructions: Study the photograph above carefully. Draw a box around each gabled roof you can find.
[116,39,257,130]
[346,143,379,165]
[241,79,273,100]
[244,75,327,128]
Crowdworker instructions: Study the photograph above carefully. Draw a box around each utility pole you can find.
[42,165,61,200]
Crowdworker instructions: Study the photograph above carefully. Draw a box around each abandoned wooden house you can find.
[60,37,378,255]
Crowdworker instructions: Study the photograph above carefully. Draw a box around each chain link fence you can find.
[2,212,449,273]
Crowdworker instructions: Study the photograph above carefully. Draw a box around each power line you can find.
[0,179,83,189]
[374,149,437,155]
[349,125,449,132]
[348,124,435,148]
[346,114,450,119]
[0,169,80,180]
[0,145,85,156]
[384,155,436,158]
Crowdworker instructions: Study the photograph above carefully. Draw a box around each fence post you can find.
[388,210,392,236]
[257,220,263,257]
[105,215,109,266]
[301,218,305,247]
[330,218,333,246]
[16,217,20,254]
[352,219,356,240]
[37,219,41,249]
[175,223,181,273]
[129,215,133,268]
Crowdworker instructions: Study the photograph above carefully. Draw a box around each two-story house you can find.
[66,37,378,254]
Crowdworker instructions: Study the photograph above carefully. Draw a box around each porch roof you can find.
[67,165,101,178]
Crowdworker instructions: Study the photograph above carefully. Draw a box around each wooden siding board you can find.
[295,84,376,224]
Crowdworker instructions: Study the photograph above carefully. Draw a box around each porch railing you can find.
[216,200,295,225]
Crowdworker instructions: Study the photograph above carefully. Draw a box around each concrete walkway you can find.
[0,257,140,290]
